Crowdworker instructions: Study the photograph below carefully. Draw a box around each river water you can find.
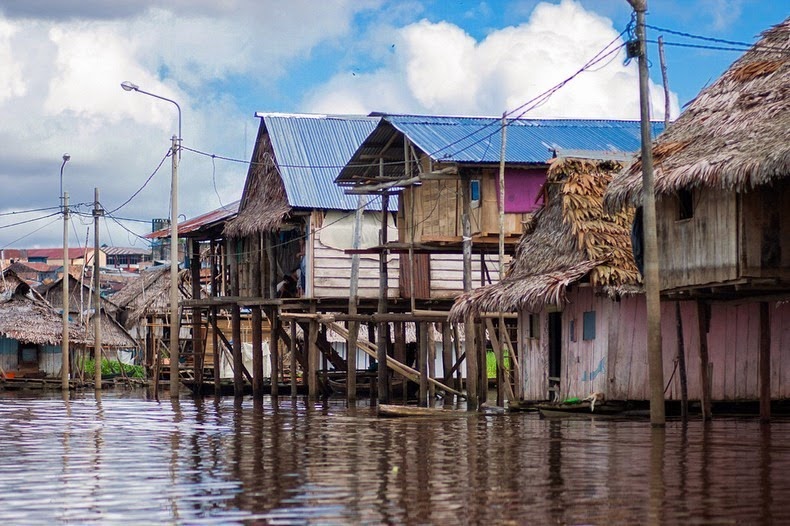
[0,390,787,525]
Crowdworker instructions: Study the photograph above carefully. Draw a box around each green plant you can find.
[486,350,511,379]
[84,358,145,378]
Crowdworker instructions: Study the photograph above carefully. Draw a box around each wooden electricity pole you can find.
[628,0,665,425]
[93,188,103,390]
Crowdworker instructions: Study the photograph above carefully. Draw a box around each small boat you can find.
[377,404,469,418]
[536,400,636,418]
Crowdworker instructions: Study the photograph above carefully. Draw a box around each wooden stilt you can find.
[428,323,436,403]
[190,240,203,388]
[210,240,220,395]
[477,322,487,406]
[442,323,453,390]
[308,307,319,400]
[759,302,771,423]
[270,307,280,397]
[675,302,688,420]
[418,322,428,406]
[697,301,712,420]
[232,304,243,397]
[377,186,390,405]
[394,322,406,404]
[290,320,297,397]
[251,306,263,398]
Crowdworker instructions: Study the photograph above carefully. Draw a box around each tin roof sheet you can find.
[259,113,396,211]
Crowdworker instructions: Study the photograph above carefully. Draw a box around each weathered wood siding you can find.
[429,253,502,300]
[519,287,790,401]
[518,310,549,400]
[312,211,400,299]
[656,189,739,291]
[400,173,526,243]
[741,181,790,279]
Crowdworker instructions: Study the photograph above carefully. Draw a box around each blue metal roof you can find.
[260,113,396,211]
[384,115,664,164]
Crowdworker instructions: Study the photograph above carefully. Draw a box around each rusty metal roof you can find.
[146,200,239,239]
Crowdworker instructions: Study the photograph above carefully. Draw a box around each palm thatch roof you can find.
[38,275,136,348]
[0,269,87,346]
[110,266,192,329]
[223,132,291,237]
[451,157,640,319]
[606,17,790,211]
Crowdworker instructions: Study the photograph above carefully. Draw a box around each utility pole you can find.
[62,191,70,392]
[169,133,181,398]
[93,188,103,390]
[628,0,665,425]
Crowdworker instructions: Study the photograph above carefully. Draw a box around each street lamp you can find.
[61,153,70,392]
[121,80,182,398]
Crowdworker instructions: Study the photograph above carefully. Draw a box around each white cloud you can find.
[305,0,680,120]
[0,20,26,104]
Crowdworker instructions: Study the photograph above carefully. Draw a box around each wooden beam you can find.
[697,301,712,420]
[759,302,771,423]
[252,305,263,398]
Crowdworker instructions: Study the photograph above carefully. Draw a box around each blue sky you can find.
[0,0,786,249]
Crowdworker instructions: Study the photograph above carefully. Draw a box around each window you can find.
[19,344,38,365]
[583,311,596,341]
[470,179,481,208]
[528,314,540,339]
[677,189,694,220]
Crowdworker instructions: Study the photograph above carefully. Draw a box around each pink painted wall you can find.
[518,287,790,401]
[496,168,545,213]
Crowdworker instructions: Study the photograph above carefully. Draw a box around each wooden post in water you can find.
[210,240,220,394]
[308,306,319,400]
[697,300,712,420]
[675,302,688,420]
[442,323,453,390]
[231,304,243,397]
[290,319,297,396]
[251,306,263,398]
[377,182,390,404]
[93,188,103,391]
[629,0,665,426]
[418,322,428,406]
[347,194,365,402]
[461,172,478,411]
[759,302,771,423]
[270,307,280,397]
[190,239,203,388]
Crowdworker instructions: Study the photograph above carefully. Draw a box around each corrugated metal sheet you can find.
[102,246,152,256]
[260,113,397,211]
[386,115,664,163]
[147,200,239,239]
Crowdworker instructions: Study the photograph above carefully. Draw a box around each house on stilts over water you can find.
[450,155,685,404]
[604,17,790,417]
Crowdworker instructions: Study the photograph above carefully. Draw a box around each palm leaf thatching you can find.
[451,158,640,320]
[223,132,291,237]
[39,275,136,348]
[110,266,192,329]
[605,17,790,211]
[0,270,86,346]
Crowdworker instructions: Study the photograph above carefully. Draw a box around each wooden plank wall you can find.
[429,253,501,299]
[657,189,739,290]
[518,310,549,400]
[742,182,790,277]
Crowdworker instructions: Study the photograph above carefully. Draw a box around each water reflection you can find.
[0,392,788,525]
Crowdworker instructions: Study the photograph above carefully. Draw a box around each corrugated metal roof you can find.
[385,115,663,163]
[260,113,397,211]
[147,200,239,239]
[102,246,152,256]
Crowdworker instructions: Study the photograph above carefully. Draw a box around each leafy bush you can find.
[84,358,145,378]
[486,350,511,379]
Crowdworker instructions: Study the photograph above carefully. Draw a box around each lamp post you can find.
[60,153,70,392]
[121,81,182,398]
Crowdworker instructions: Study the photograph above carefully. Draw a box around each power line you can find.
[0,211,61,230]
[0,205,63,217]
[107,149,170,215]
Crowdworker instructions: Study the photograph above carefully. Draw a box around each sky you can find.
[0,0,786,252]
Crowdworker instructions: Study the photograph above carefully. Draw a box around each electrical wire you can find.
[0,216,61,249]
[0,211,61,230]
[0,205,63,217]
[644,23,788,53]
[107,149,170,215]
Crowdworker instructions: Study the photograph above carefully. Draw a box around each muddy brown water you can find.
[0,390,787,525]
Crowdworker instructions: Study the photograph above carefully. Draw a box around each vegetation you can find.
[486,350,511,379]
[84,358,145,379]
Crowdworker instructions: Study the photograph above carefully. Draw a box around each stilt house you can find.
[223,113,397,301]
[451,157,686,401]
[0,269,85,378]
[605,18,790,413]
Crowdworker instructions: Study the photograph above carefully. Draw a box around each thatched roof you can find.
[37,275,135,348]
[606,18,790,211]
[451,158,640,319]
[110,266,192,329]
[224,131,291,237]
[0,269,87,346]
